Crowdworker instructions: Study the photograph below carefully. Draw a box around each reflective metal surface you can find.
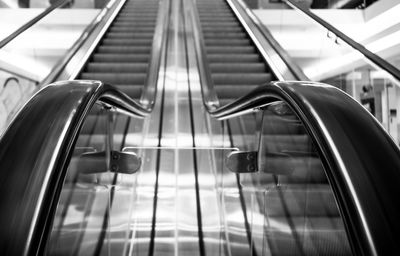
[43,0,258,254]
[205,80,400,255]
[186,0,220,110]
[140,0,170,109]
[152,0,201,254]
[2,0,400,254]
[184,0,258,254]
[253,102,352,255]
[0,80,149,255]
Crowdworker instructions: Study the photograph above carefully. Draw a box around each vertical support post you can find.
[104,105,114,171]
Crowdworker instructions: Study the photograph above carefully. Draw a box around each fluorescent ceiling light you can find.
[1,0,19,8]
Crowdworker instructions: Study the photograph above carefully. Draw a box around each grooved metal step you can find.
[87,63,148,73]
[197,0,273,102]
[80,73,146,85]
[77,0,160,101]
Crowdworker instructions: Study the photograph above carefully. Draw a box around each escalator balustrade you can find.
[1,0,390,253]
[43,0,162,253]
[46,105,140,254]
[194,1,353,253]
[74,0,161,179]
[234,102,353,255]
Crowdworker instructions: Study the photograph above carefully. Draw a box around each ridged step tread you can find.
[105,32,155,39]
[204,39,251,46]
[210,63,266,73]
[80,73,146,85]
[77,0,160,103]
[212,73,271,85]
[101,38,153,46]
[86,63,148,73]
[109,27,155,33]
[207,54,261,63]
[215,85,259,99]
[92,54,149,63]
[97,46,151,54]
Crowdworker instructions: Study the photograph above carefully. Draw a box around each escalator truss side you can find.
[0,80,149,255]
[209,80,400,256]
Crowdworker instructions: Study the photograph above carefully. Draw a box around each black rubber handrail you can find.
[208,81,400,255]
[227,0,308,81]
[0,80,149,255]
[0,0,71,49]
[140,0,171,110]
[285,0,400,82]
[186,0,219,110]
[41,0,127,86]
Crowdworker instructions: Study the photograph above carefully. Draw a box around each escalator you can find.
[79,0,160,100]
[0,0,167,254]
[189,0,400,255]
[196,0,274,104]
[193,1,352,255]
[48,0,166,254]
[1,0,400,255]
[70,0,163,163]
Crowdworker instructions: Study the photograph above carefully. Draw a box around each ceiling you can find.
[254,0,400,81]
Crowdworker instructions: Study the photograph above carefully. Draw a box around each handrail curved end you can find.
[207,79,400,255]
[0,79,151,255]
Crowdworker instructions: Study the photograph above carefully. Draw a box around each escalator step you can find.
[113,15,157,20]
[199,17,237,22]
[204,39,251,46]
[212,73,271,85]
[80,73,146,85]
[97,46,151,54]
[203,31,248,38]
[202,27,243,32]
[102,38,153,46]
[86,63,148,73]
[210,63,267,73]
[112,22,156,27]
[105,32,155,39]
[207,54,261,63]
[114,19,157,24]
[111,19,156,23]
[199,14,233,18]
[203,32,247,39]
[201,21,241,27]
[215,85,259,99]
[92,53,149,62]
[207,46,256,54]
[109,27,155,33]
[197,0,278,104]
